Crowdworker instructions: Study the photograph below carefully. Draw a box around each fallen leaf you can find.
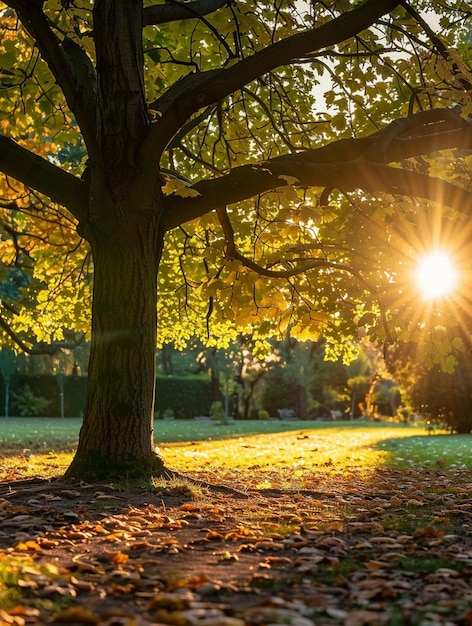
[105,550,129,564]
[51,607,100,623]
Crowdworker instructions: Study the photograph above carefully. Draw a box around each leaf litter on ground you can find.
[0,427,472,625]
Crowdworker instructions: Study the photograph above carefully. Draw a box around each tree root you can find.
[164,469,249,499]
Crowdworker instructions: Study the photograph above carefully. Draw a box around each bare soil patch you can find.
[1,465,472,626]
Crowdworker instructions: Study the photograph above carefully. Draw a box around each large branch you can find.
[4,1,99,157]
[167,161,472,228]
[164,109,472,229]
[293,109,472,164]
[138,0,400,169]
[0,136,88,223]
[143,0,227,26]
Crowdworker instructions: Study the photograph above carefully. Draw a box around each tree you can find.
[1,0,472,481]
[259,338,343,418]
[0,347,16,417]
[386,339,472,433]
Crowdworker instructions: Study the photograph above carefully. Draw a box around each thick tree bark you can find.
[64,211,166,481]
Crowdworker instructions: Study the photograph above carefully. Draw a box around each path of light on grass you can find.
[159,427,425,490]
[1,424,461,486]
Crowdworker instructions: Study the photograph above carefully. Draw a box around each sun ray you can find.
[375,200,472,360]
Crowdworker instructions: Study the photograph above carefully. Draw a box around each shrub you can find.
[12,385,50,417]
[396,407,411,423]
[209,400,226,424]
[258,409,270,420]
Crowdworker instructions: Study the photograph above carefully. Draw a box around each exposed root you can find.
[164,469,249,499]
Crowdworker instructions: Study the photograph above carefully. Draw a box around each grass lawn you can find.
[0,415,429,449]
[1,416,442,446]
[1,417,470,486]
[378,431,472,470]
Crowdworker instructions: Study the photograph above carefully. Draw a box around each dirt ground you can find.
[1,468,472,626]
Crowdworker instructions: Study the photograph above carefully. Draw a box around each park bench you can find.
[277,409,298,420]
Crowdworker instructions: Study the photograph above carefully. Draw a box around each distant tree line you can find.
[2,336,472,432]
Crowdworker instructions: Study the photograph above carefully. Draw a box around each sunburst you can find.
[415,251,457,300]
[380,203,472,345]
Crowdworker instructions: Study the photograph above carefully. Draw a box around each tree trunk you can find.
[210,370,224,405]
[160,343,174,376]
[4,383,9,418]
[64,213,166,481]
[297,384,307,419]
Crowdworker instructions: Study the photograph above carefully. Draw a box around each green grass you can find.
[401,556,461,573]
[0,417,416,452]
[1,418,472,484]
[0,417,81,453]
[375,433,472,470]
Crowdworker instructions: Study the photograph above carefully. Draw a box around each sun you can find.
[415,251,457,300]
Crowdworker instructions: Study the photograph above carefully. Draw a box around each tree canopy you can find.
[1,0,472,480]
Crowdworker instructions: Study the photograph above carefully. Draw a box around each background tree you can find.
[386,339,472,433]
[234,335,278,420]
[259,338,342,418]
[1,0,472,481]
[0,347,16,417]
[371,379,401,418]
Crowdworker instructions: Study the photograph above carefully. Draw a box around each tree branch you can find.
[143,0,227,26]
[234,251,362,280]
[4,1,99,156]
[138,0,401,169]
[164,109,472,229]
[168,105,218,150]
[399,0,472,90]
[167,161,472,228]
[0,135,88,224]
[216,206,235,259]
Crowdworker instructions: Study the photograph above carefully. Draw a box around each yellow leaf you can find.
[105,550,129,564]
[278,174,300,186]
[16,540,41,552]
[279,308,293,333]
[161,178,201,198]
[218,550,239,561]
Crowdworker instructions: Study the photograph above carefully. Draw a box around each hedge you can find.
[0,374,212,418]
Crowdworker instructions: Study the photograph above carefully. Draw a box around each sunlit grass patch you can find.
[150,476,207,499]
[0,417,352,454]
[1,421,471,488]
[159,426,421,490]
[0,451,72,481]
